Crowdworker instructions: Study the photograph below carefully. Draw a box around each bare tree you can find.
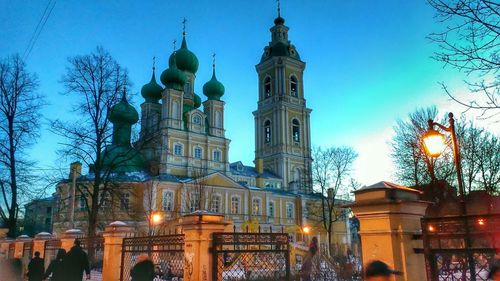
[428,0,499,118]
[391,107,456,186]
[50,47,130,238]
[311,145,358,257]
[392,106,499,194]
[0,54,44,237]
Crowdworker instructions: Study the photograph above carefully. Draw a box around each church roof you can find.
[229,161,281,179]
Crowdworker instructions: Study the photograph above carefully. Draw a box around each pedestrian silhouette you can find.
[300,237,319,281]
[130,254,155,281]
[44,249,66,281]
[364,260,401,281]
[64,239,90,281]
[26,251,44,281]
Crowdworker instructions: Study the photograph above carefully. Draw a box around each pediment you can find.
[185,172,246,189]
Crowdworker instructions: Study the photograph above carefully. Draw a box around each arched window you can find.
[290,76,298,97]
[213,149,222,162]
[292,119,300,142]
[173,143,183,156]
[264,120,271,143]
[172,101,179,119]
[264,77,272,98]
[193,147,202,159]
[215,111,222,128]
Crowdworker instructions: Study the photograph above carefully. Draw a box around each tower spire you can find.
[212,53,216,70]
[182,17,187,37]
[152,56,156,73]
[277,0,281,18]
[122,85,127,102]
[173,39,177,51]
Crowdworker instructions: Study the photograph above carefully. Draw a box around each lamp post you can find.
[422,112,476,280]
[149,212,163,236]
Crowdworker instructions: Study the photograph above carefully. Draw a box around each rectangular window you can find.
[120,193,130,211]
[265,127,271,143]
[286,202,294,219]
[46,207,52,214]
[231,197,240,214]
[268,201,275,218]
[252,198,261,215]
[194,147,202,159]
[79,194,86,211]
[174,144,183,156]
[189,192,200,212]
[213,150,221,162]
[162,190,174,212]
[211,195,221,213]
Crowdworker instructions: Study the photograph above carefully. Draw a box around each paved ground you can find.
[0,259,22,281]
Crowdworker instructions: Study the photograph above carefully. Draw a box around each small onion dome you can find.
[168,36,199,74]
[141,70,163,103]
[193,93,202,108]
[108,93,139,124]
[161,54,187,91]
[274,16,285,25]
[203,67,225,101]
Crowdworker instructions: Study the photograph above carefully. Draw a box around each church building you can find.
[53,10,350,251]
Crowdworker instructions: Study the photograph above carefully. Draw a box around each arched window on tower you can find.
[264,77,272,98]
[215,111,222,128]
[264,120,271,143]
[292,119,300,143]
[172,101,179,119]
[290,76,298,97]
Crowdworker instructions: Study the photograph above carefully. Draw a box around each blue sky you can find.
[0,0,478,188]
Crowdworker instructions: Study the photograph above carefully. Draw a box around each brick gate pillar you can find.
[60,229,84,252]
[32,232,52,259]
[181,212,229,281]
[102,221,135,281]
[350,181,429,281]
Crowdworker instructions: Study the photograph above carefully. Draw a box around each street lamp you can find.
[302,226,311,235]
[149,212,163,235]
[422,112,476,279]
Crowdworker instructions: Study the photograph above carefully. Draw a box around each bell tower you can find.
[253,8,312,193]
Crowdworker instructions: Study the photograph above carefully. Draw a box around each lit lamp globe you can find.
[302,226,311,234]
[422,129,446,158]
[151,213,162,225]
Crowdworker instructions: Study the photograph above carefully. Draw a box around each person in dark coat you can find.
[44,249,66,281]
[130,254,155,281]
[26,251,44,281]
[64,239,91,281]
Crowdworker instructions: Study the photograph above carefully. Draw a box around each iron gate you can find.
[80,236,104,280]
[422,214,500,281]
[212,230,290,281]
[120,234,185,281]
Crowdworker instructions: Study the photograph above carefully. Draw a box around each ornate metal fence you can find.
[120,234,185,281]
[212,229,290,281]
[422,214,500,281]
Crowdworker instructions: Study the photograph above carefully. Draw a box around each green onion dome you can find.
[161,53,187,91]
[168,36,199,74]
[141,68,163,103]
[193,93,202,108]
[274,16,285,25]
[203,67,225,101]
[108,94,139,124]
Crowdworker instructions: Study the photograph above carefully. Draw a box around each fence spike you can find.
[281,226,284,233]
[233,225,236,233]
[270,225,272,233]
[258,225,261,233]
[246,225,249,233]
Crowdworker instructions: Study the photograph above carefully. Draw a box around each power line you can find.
[23,0,56,61]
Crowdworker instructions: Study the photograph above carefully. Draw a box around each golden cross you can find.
[182,17,187,35]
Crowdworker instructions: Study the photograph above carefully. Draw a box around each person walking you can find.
[130,254,155,281]
[364,260,401,281]
[26,251,44,281]
[44,249,67,281]
[64,239,90,281]
[300,237,319,281]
